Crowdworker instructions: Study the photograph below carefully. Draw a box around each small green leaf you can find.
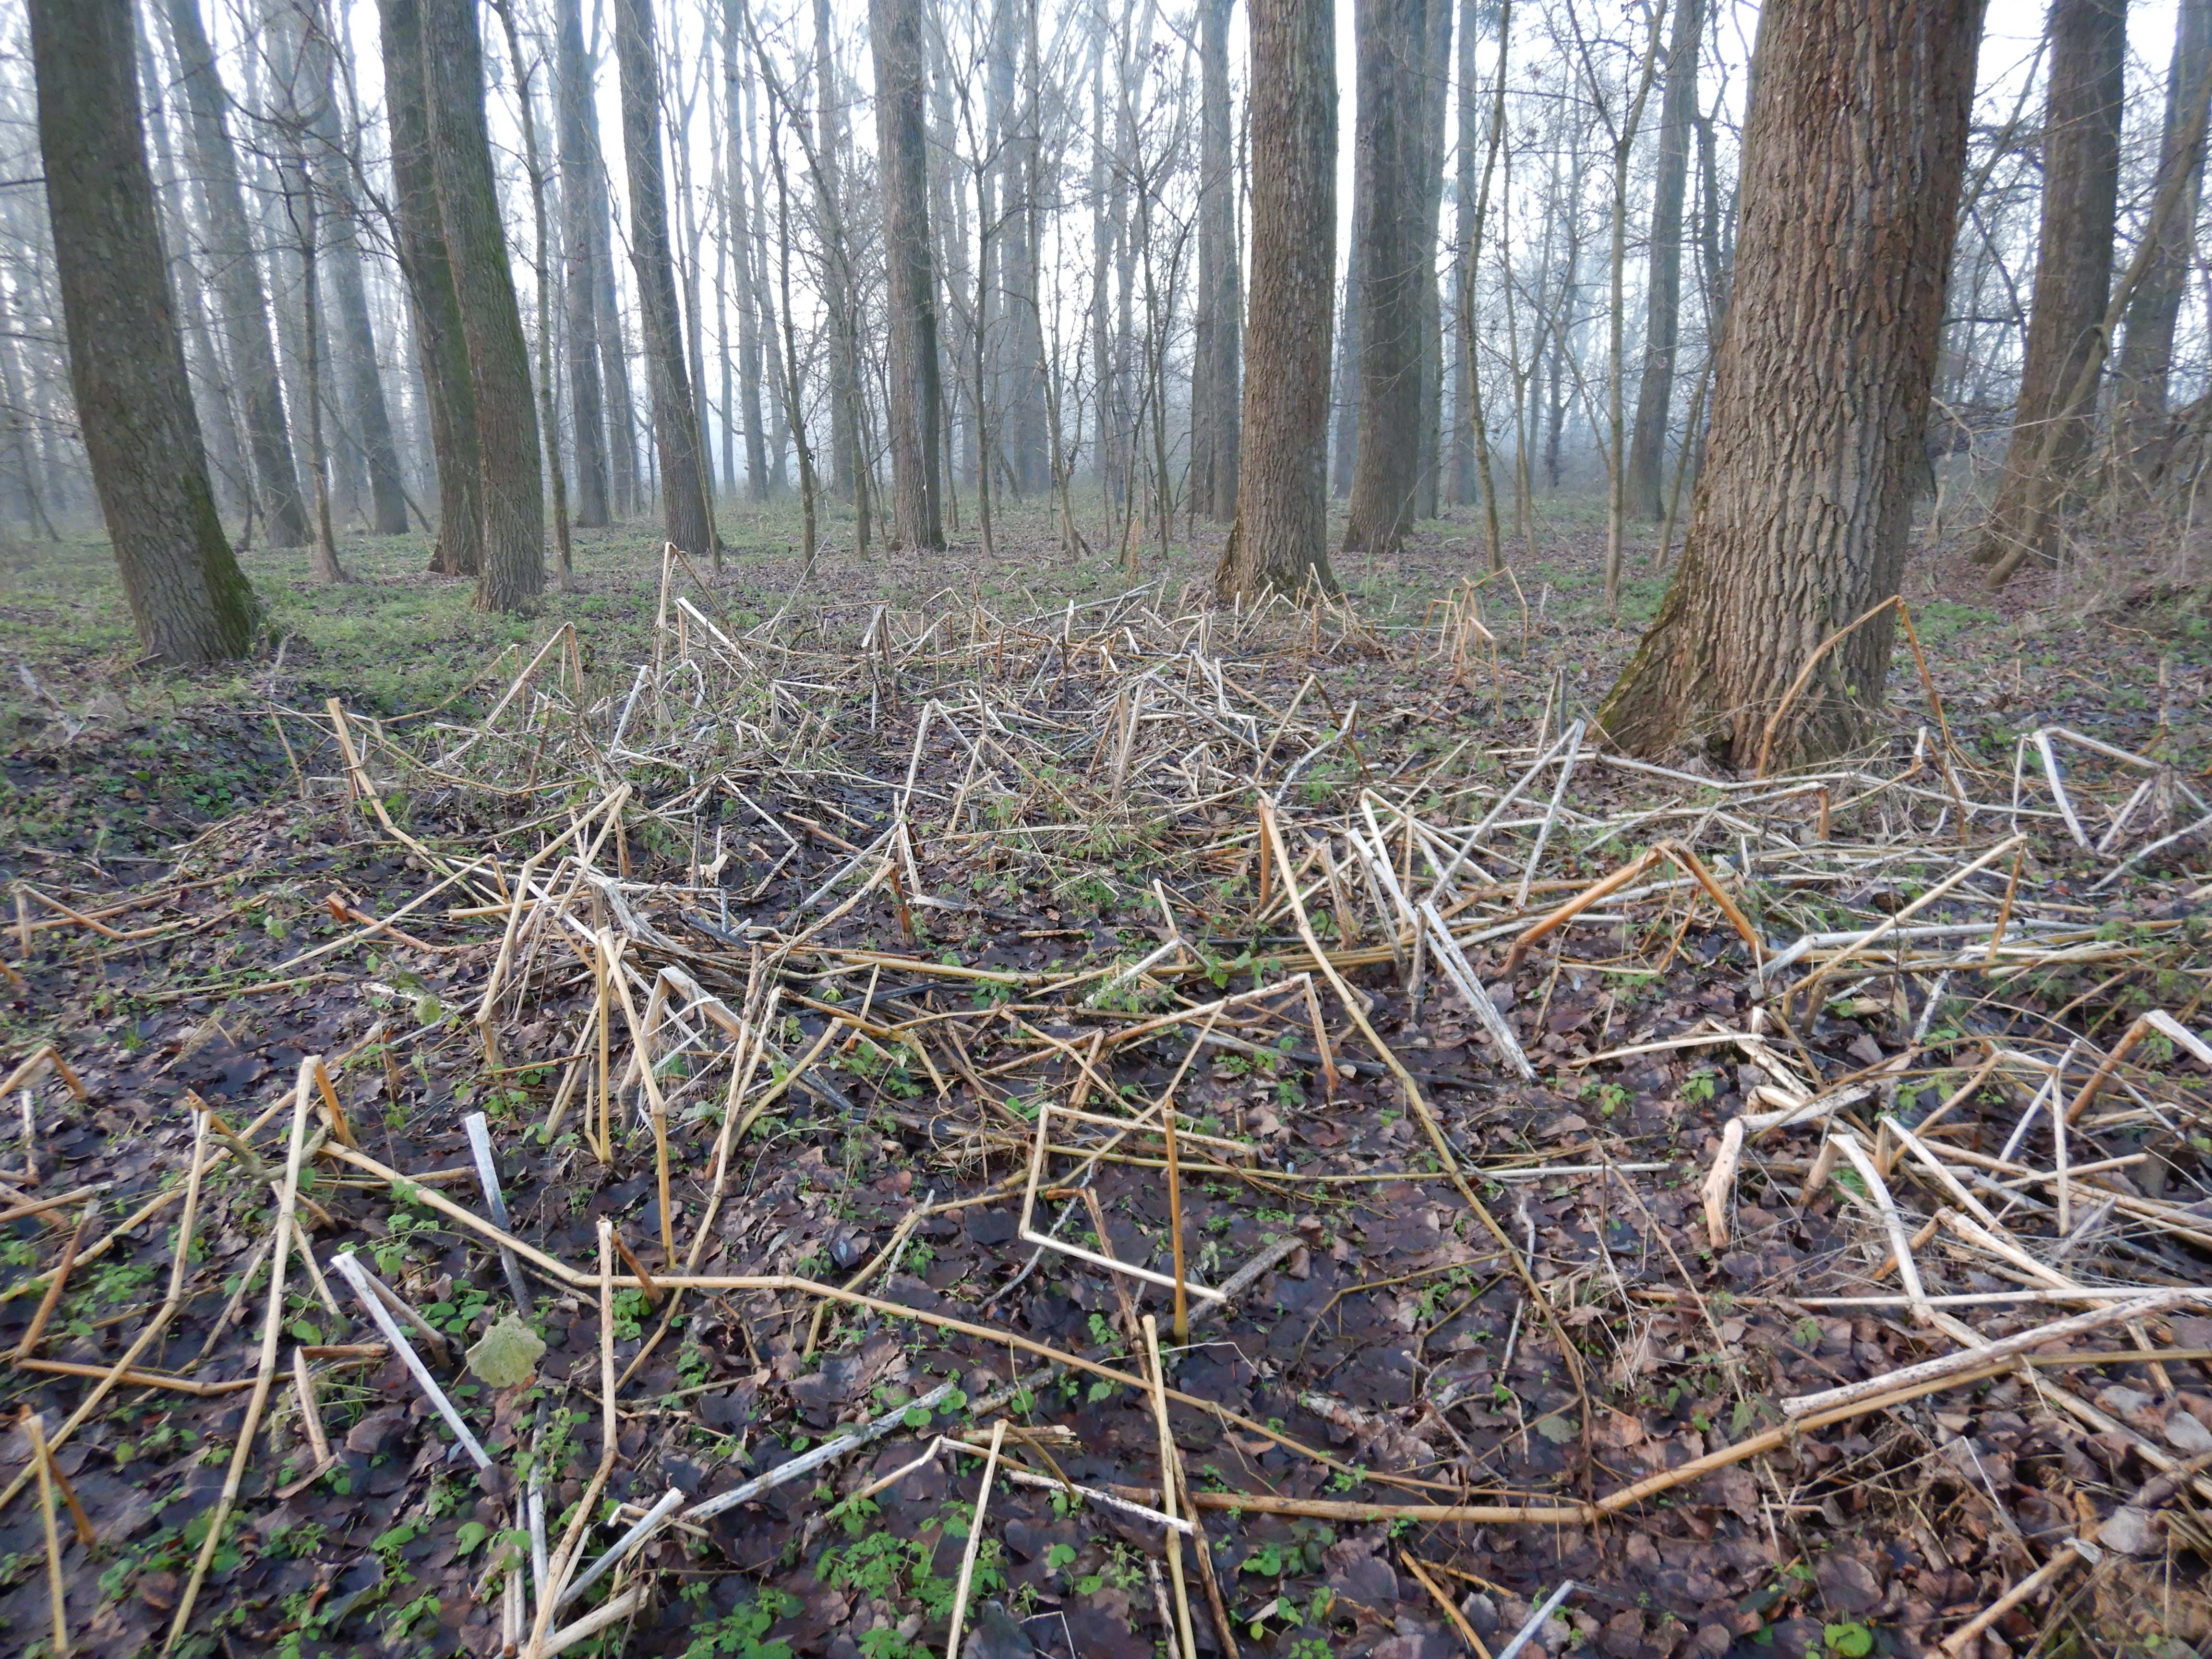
[903,1406,931,1430]
[1534,1413,1577,1444]
[1825,1623,1873,1658]
[454,1520,490,1556]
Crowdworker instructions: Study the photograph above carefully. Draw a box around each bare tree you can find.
[1192,0,1240,522]
[1341,0,1428,556]
[30,0,261,663]
[162,0,310,547]
[557,0,613,527]
[375,0,482,576]
[1624,0,1702,521]
[2113,0,2212,450]
[1600,0,1984,769]
[873,0,946,547]
[616,0,718,558]
[1215,0,1335,598]
[418,0,546,610]
[1975,0,2124,575]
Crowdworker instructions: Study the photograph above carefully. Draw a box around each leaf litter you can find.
[0,541,2207,1659]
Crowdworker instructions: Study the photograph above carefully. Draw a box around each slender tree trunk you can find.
[138,20,251,521]
[162,0,309,546]
[418,0,545,610]
[1411,0,1451,521]
[288,152,347,581]
[1194,0,1241,522]
[557,0,613,527]
[1974,0,2125,571]
[1599,2,1668,613]
[2114,0,2212,454]
[288,2,409,536]
[375,0,481,575]
[616,0,716,558]
[814,0,860,511]
[871,0,944,549]
[1446,0,1480,508]
[495,0,573,588]
[1625,0,1702,521]
[728,0,770,503]
[1456,0,1511,570]
[766,106,817,565]
[1342,0,1429,555]
[1330,259,1361,496]
[31,0,261,662]
[1599,0,1984,770]
[1215,0,1336,598]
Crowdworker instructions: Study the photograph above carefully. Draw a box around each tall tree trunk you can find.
[1446,0,1480,508]
[1974,0,2125,572]
[1624,0,1703,521]
[730,0,771,500]
[31,0,261,662]
[616,0,716,557]
[1215,0,1336,598]
[2114,0,2212,451]
[279,0,409,537]
[1194,0,1241,522]
[1411,0,1450,521]
[1330,260,1360,496]
[872,0,944,549]
[495,0,574,589]
[814,0,860,509]
[1006,0,1048,495]
[138,20,251,521]
[376,0,481,575]
[162,0,309,546]
[557,0,612,527]
[1599,0,1984,770]
[418,0,545,610]
[1342,0,1428,555]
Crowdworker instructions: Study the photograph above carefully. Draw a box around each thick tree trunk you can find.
[2114,0,2212,449]
[1215,0,1336,599]
[1974,0,2125,571]
[872,0,945,549]
[615,0,716,559]
[162,0,309,547]
[1624,0,1702,521]
[418,0,545,611]
[1193,0,1241,522]
[1341,0,1428,555]
[557,0,613,528]
[31,0,261,663]
[376,0,481,575]
[1599,0,1983,771]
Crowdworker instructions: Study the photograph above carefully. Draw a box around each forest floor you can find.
[0,492,2207,1659]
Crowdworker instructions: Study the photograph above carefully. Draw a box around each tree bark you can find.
[615,0,716,558]
[1193,0,1241,522]
[1446,0,1480,507]
[418,0,545,610]
[1341,0,1428,555]
[375,0,481,576]
[727,0,771,502]
[1624,0,1703,521]
[1598,0,1984,771]
[1974,0,2125,571]
[31,0,262,663]
[1215,0,1336,599]
[2114,0,2212,448]
[557,0,613,527]
[162,0,310,547]
[871,0,945,549]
